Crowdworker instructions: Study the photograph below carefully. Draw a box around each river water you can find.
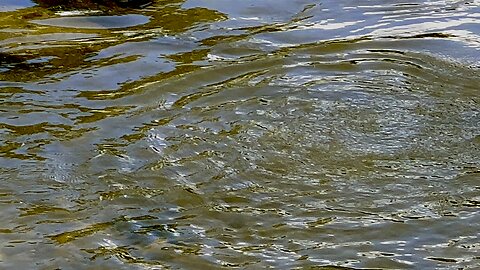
[0,0,479,269]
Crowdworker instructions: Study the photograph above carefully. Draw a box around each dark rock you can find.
[33,0,152,10]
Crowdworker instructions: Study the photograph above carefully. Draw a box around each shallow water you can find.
[0,0,479,269]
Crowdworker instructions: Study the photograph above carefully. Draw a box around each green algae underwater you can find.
[0,0,479,269]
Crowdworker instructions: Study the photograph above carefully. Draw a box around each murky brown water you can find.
[1,0,479,269]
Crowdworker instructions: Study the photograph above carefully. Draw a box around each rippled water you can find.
[1,0,479,269]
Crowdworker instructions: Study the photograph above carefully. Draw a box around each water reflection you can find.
[31,14,151,29]
[1,0,479,269]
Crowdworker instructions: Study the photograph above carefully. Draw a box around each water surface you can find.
[0,0,479,269]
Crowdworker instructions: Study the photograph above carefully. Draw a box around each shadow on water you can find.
[0,0,479,269]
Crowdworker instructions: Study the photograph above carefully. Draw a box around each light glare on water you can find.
[0,0,479,269]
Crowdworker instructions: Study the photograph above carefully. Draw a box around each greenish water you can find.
[0,0,479,269]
